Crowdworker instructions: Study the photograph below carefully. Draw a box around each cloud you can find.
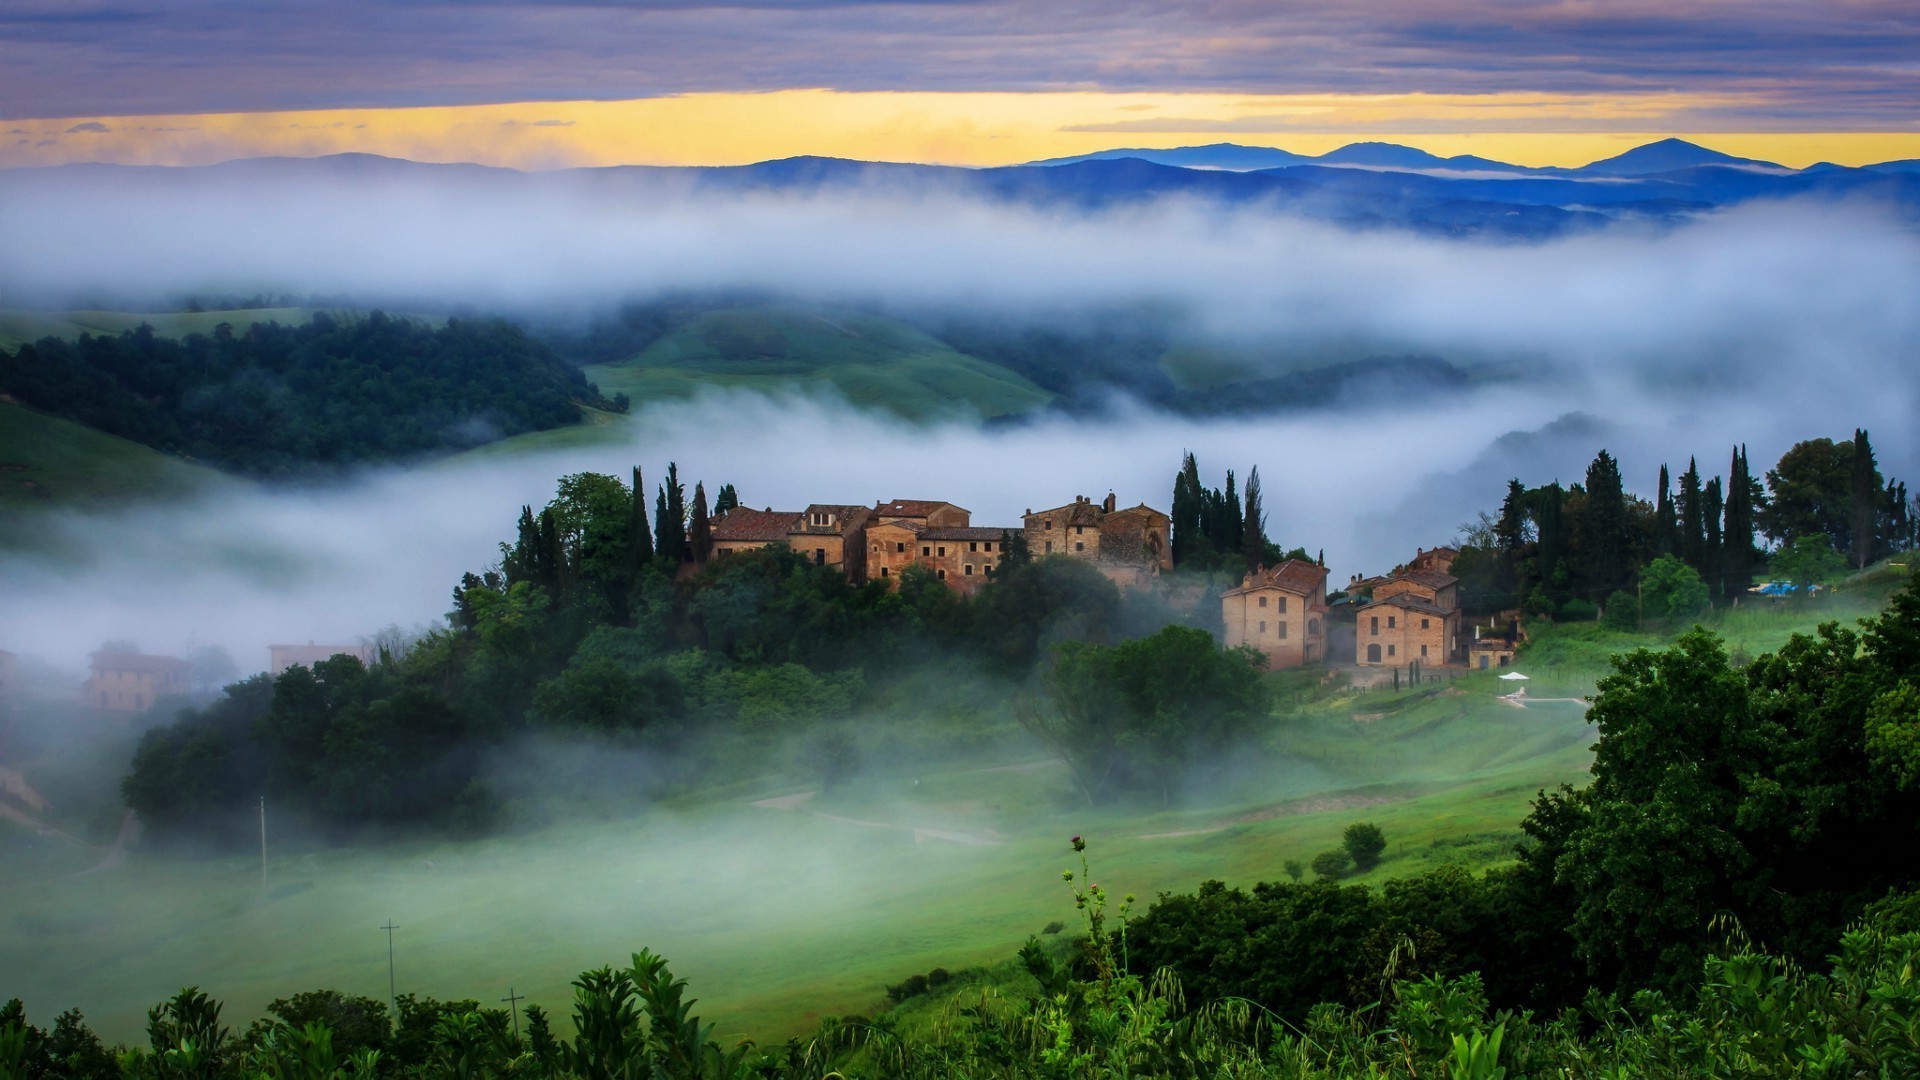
[64,121,109,133]
[500,119,576,127]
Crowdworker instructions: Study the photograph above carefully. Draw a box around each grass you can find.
[0,402,225,544]
[583,307,1054,422]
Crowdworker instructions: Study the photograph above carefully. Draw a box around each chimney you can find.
[1103,491,1117,513]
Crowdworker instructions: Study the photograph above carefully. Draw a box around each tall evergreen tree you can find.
[1655,464,1677,557]
[1703,477,1724,601]
[688,482,714,564]
[1723,446,1757,597]
[538,508,563,590]
[1583,450,1631,601]
[1170,452,1204,567]
[998,528,1031,571]
[654,462,687,563]
[1851,428,1879,569]
[1679,458,1706,574]
[629,467,654,569]
[1534,483,1568,605]
[714,483,740,516]
[1241,466,1267,567]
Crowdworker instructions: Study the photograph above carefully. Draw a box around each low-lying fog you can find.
[1,167,1917,673]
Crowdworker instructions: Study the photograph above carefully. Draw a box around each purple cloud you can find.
[64,120,110,133]
[0,1,1915,130]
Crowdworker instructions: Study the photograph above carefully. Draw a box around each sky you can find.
[3,1,1919,169]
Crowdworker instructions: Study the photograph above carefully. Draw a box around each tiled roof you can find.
[792,504,869,534]
[868,519,927,535]
[1388,568,1459,590]
[1030,500,1103,527]
[1224,558,1327,597]
[1105,503,1169,522]
[875,499,964,518]
[1361,593,1453,617]
[89,652,189,673]
[711,508,802,543]
[923,526,1019,542]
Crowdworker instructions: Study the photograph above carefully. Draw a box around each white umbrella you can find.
[1497,672,1530,681]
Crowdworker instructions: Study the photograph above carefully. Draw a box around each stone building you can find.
[1356,568,1461,667]
[268,642,377,676]
[1408,546,1460,576]
[84,650,189,712]
[709,507,804,558]
[864,500,1018,593]
[1023,493,1172,587]
[1220,559,1330,669]
[788,504,873,581]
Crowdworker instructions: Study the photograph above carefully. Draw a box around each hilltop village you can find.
[46,489,1523,715]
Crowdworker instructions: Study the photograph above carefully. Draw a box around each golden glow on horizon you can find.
[8,91,1920,170]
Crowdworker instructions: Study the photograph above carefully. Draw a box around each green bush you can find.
[1312,849,1351,880]
[1343,823,1387,871]
[1600,589,1639,631]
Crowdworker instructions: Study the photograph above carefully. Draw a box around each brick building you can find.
[1356,568,1461,667]
[1220,559,1330,669]
[84,650,189,712]
[864,499,1018,593]
[1023,493,1172,587]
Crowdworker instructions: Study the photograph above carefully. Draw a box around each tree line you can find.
[1450,432,1915,619]
[0,313,621,475]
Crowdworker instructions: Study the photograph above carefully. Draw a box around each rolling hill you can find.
[582,306,1056,421]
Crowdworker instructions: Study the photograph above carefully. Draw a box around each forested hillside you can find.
[0,312,616,474]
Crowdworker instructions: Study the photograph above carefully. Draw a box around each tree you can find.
[1770,534,1846,592]
[688,482,713,565]
[1311,849,1352,880]
[1640,554,1709,622]
[1343,822,1387,871]
[1761,438,1857,553]
[1655,464,1677,557]
[628,466,654,570]
[1242,465,1267,567]
[1723,446,1758,597]
[997,527,1030,572]
[1581,450,1631,601]
[713,483,739,516]
[1703,476,1724,600]
[1678,458,1706,575]
[654,463,686,563]
[1851,429,1879,569]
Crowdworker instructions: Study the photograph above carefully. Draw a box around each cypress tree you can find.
[1171,452,1203,567]
[1679,458,1705,574]
[1655,464,1677,557]
[999,528,1031,571]
[655,462,686,563]
[714,483,740,516]
[629,467,654,569]
[505,505,539,584]
[538,508,563,590]
[1583,450,1630,601]
[688,482,714,564]
[1851,429,1879,569]
[1534,483,1567,605]
[1219,469,1241,554]
[1723,446,1757,597]
[1703,477,1724,601]
[1241,466,1267,567]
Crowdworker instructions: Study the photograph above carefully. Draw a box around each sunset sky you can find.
[4,1,1918,170]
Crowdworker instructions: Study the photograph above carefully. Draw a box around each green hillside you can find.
[0,401,221,509]
[583,307,1055,421]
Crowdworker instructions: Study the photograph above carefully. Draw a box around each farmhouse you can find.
[1023,493,1172,587]
[710,507,804,558]
[1356,568,1461,667]
[865,499,1018,593]
[788,504,872,581]
[84,649,189,712]
[1220,559,1330,669]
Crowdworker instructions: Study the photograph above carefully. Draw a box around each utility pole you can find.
[501,987,524,1040]
[381,920,399,1020]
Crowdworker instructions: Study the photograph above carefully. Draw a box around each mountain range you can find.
[5,138,1919,240]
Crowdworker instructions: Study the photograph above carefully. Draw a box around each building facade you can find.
[84,651,190,712]
[1220,559,1330,669]
[1356,568,1461,667]
[1023,493,1172,587]
[864,499,1019,593]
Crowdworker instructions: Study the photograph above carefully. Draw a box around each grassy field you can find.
[0,401,224,527]
[583,307,1054,422]
[0,670,1590,1044]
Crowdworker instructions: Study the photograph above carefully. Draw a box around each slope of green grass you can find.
[583,307,1054,421]
[0,401,223,517]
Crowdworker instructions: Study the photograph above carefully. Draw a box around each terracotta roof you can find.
[88,652,189,673]
[710,507,802,543]
[923,526,1020,542]
[1387,569,1458,590]
[1029,500,1103,527]
[868,519,927,535]
[1105,503,1169,522]
[1361,593,1453,617]
[875,499,965,518]
[792,504,869,535]
[1224,558,1328,597]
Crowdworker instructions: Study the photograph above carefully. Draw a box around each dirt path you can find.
[750,791,1004,846]
[1136,791,1412,841]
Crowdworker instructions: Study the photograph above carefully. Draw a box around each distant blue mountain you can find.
[1025,143,1316,170]
[1574,138,1785,176]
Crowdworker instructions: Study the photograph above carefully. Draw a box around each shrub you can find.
[1343,823,1387,871]
[1312,849,1351,880]
[885,974,930,1003]
[1041,920,1066,935]
[1601,590,1639,631]
[1558,599,1599,622]
[1283,859,1305,881]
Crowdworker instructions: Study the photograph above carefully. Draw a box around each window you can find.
[1045,521,1053,530]
[922,546,931,556]
[985,542,994,552]
[1370,616,1379,634]
[1420,644,1428,657]
[937,569,946,580]
[1258,596,1268,608]
[1278,597,1288,613]
[938,546,946,557]
[1045,541,1053,553]
[1278,622,1288,639]
[965,564,974,575]
[1074,542,1084,551]
[895,542,905,553]
[1258,620,1266,634]
[985,565,994,576]
[1075,525,1084,535]
[969,542,978,552]
[1388,644,1396,657]
[1387,615,1397,629]
[814,549,826,565]
[1479,655,1489,670]
[880,566,889,577]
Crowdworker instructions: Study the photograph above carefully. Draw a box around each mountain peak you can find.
[1577,138,1784,176]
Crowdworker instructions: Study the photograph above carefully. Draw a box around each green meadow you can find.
[583,307,1055,421]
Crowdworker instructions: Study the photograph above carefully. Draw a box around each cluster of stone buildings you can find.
[708,492,1172,596]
